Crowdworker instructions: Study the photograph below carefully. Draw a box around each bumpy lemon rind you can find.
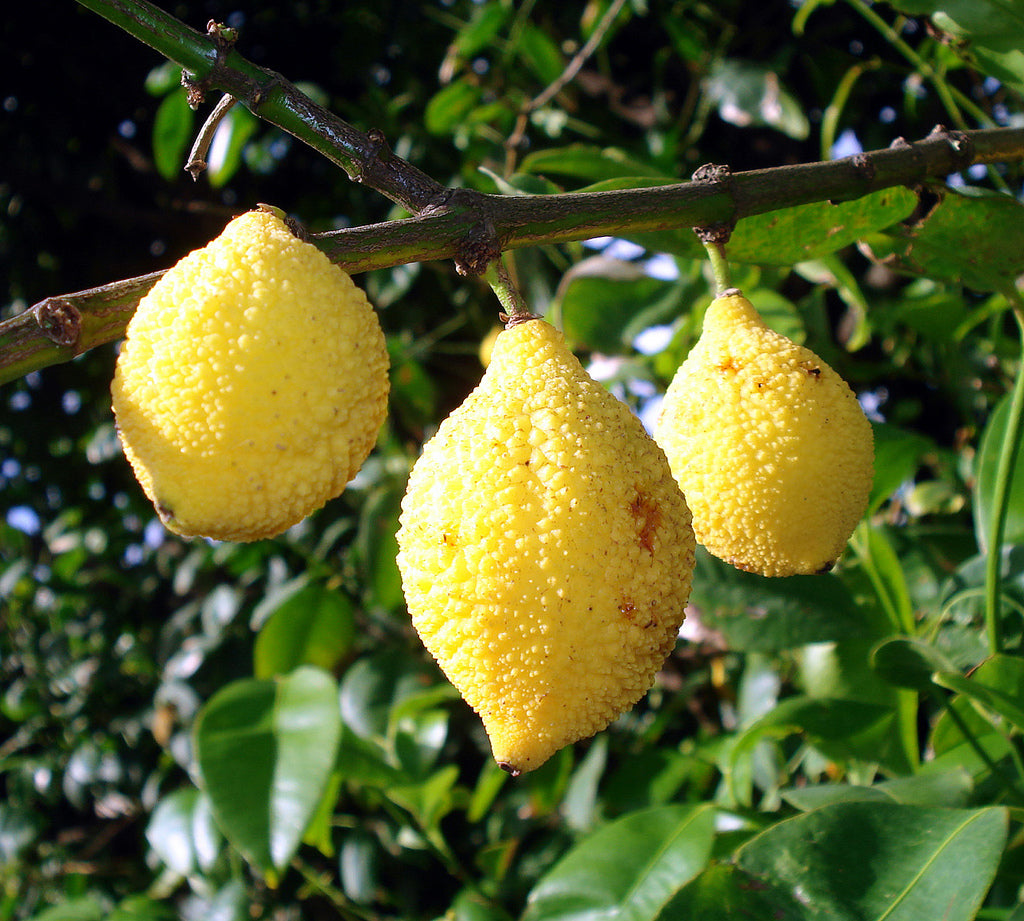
[112,209,390,542]
[396,319,695,773]
[655,292,874,577]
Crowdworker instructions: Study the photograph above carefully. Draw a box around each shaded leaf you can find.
[655,862,808,921]
[194,667,341,880]
[426,79,483,135]
[974,392,1024,553]
[522,804,716,921]
[781,769,973,811]
[737,802,1007,921]
[870,637,957,691]
[934,654,1024,732]
[690,549,868,652]
[520,145,668,183]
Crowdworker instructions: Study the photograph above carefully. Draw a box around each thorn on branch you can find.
[34,298,82,349]
[928,123,975,172]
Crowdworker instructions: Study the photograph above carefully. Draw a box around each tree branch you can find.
[5,0,1024,386]
[4,124,1024,386]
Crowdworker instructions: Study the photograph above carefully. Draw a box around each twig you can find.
[505,0,628,172]
[185,93,238,179]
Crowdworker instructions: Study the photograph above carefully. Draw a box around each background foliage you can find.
[4,0,1024,919]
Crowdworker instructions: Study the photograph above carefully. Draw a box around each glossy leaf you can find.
[737,802,1007,921]
[703,59,810,139]
[522,804,716,921]
[253,580,355,679]
[145,787,222,876]
[194,666,342,880]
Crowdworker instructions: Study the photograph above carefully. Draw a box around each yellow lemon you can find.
[111,208,389,542]
[396,317,695,774]
[655,289,874,577]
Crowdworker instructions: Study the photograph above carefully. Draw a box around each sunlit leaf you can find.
[974,392,1024,553]
[523,804,716,921]
[194,666,341,880]
[702,59,810,140]
[736,802,1007,921]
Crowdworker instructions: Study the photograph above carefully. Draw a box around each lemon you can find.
[111,208,389,542]
[396,317,695,774]
[654,289,874,577]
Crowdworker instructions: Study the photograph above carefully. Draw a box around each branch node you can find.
[851,151,876,183]
[34,298,82,349]
[455,222,502,277]
[929,123,975,171]
[691,163,735,244]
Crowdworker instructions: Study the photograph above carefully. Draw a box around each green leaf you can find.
[194,666,341,880]
[522,804,716,921]
[727,187,917,265]
[152,89,194,181]
[868,423,934,516]
[520,144,668,183]
[736,802,1007,921]
[870,637,958,691]
[702,59,810,140]
[145,787,222,876]
[205,105,259,188]
[781,769,973,811]
[885,0,1024,91]
[355,482,405,615]
[655,862,808,921]
[517,23,565,85]
[934,653,1024,732]
[559,265,679,354]
[425,78,483,135]
[24,898,108,921]
[452,1,511,58]
[253,580,355,679]
[974,392,1024,553]
[865,187,1024,292]
[689,549,868,652]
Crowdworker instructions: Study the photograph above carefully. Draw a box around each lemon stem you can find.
[702,240,733,295]
[484,258,534,326]
[983,296,1024,656]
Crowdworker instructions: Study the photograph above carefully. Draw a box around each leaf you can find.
[868,423,934,516]
[517,23,565,86]
[934,653,1024,732]
[24,898,108,921]
[726,187,918,265]
[520,144,668,183]
[870,637,958,691]
[152,89,194,181]
[522,804,716,921]
[205,104,259,188]
[689,549,868,652]
[253,580,355,679]
[974,392,1024,553]
[865,186,1024,292]
[425,78,483,135]
[736,802,1007,921]
[145,787,222,876]
[781,769,973,811]
[655,862,808,921]
[559,266,679,354]
[702,59,810,140]
[194,666,341,880]
[885,0,1024,91]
